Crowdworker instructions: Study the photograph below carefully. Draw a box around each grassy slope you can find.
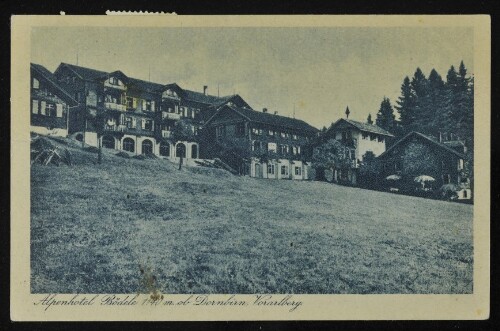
[31,138,473,294]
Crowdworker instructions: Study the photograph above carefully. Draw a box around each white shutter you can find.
[32,100,38,114]
[132,118,137,128]
[40,101,46,115]
[56,104,63,117]
[141,119,145,129]
[150,120,154,131]
[151,101,155,111]
[142,100,146,111]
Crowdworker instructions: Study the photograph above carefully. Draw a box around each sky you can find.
[31,26,473,129]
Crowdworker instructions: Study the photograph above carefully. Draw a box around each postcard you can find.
[11,15,490,321]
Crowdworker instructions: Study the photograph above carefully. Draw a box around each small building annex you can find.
[376,131,468,187]
[30,63,78,137]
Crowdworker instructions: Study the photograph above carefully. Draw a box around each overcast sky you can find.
[31,27,473,129]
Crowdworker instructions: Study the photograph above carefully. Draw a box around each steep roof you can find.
[127,77,165,93]
[206,104,319,135]
[377,131,466,159]
[182,89,235,105]
[58,63,108,80]
[31,63,78,105]
[329,118,394,137]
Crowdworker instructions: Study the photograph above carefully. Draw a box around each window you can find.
[380,137,385,143]
[142,99,153,111]
[236,123,245,137]
[362,132,369,140]
[125,116,135,129]
[458,159,464,170]
[267,142,277,153]
[297,146,301,155]
[122,138,135,152]
[102,136,115,149]
[252,128,262,135]
[267,164,275,174]
[144,119,154,131]
[281,132,286,138]
[252,140,261,152]
[126,97,134,109]
[33,78,39,89]
[295,167,302,176]
[280,144,289,155]
[292,146,297,155]
[32,100,38,114]
[45,103,56,117]
[370,134,376,141]
[109,77,119,85]
[269,130,274,136]
[281,165,289,176]
[292,134,298,140]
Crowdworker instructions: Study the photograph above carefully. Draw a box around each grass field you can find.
[31,137,473,294]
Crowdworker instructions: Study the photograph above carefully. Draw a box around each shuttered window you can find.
[56,104,63,117]
[40,101,46,115]
[32,100,38,114]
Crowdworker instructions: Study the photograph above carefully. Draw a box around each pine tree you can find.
[421,68,447,137]
[395,76,415,135]
[367,113,373,125]
[410,67,430,133]
[376,97,395,133]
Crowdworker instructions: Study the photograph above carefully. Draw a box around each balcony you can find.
[104,124,127,132]
[161,130,172,138]
[162,112,181,120]
[104,102,127,111]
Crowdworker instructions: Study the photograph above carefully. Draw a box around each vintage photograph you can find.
[26,23,478,297]
[7,13,491,321]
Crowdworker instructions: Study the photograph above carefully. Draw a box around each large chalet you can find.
[51,63,249,162]
[204,104,319,180]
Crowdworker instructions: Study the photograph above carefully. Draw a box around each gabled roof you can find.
[56,63,108,81]
[31,63,78,105]
[377,131,466,159]
[127,77,165,93]
[205,104,319,135]
[328,118,394,137]
[182,89,235,105]
[97,70,129,83]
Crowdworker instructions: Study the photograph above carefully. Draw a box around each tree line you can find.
[369,61,474,150]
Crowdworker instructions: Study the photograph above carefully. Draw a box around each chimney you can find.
[203,85,208,95]
[262,108,268,113]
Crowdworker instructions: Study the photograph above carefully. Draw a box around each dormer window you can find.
[109,77,119,85]
[32,78,39,89]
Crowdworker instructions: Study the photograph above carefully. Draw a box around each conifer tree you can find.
[367,113,373,125]
[395,76,415,135]
[376,97,396,133]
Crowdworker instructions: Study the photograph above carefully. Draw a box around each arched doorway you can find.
[176,143,186,158]
[122,138,135,153]
[160,142,170,157]
[142,139,153,155]
[191,144,198,159]
[102,135,115,149]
